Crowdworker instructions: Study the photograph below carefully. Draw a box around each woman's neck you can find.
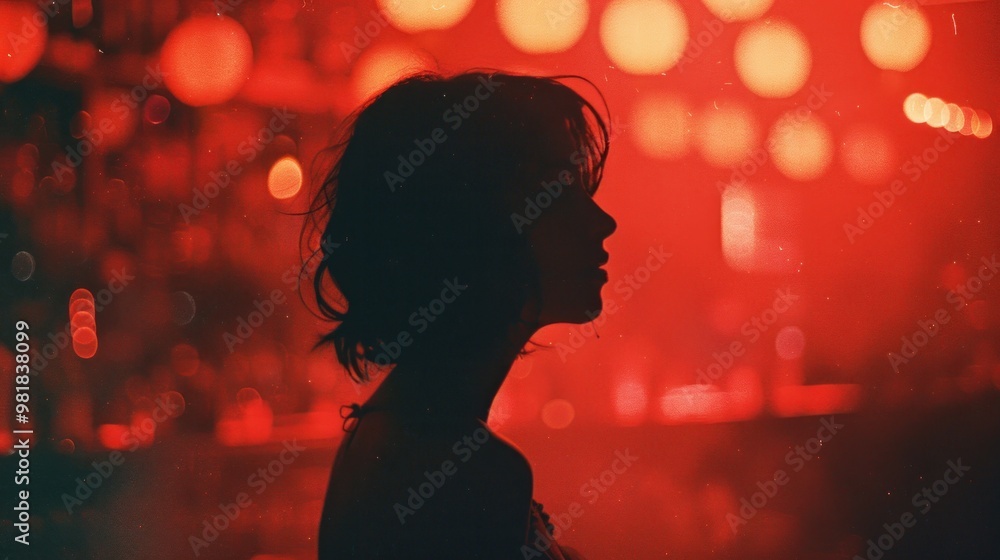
[365,322,536,423]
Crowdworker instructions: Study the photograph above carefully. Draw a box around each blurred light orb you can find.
[170,343,200,377]
[600,0,689,75]
[162,391,187,417]
[160,15,253,106]
[840,125,896,185]
[70,288,95,306]
[734,20,811,98]
[170,291,197,326]
[630,93,692,160]
[775,326,805,360]
[903,92,928,123]
[0,1,47,83]
[923,97,947,128]
[237,387,263,411]
[70,111,92,139]
[721,186,757,270]
[768,112,833,181]
[973,110,992,139]
[16,143,39,169]
[350,43,435,104]
[860,2,931,72]
[943,103,964,133]
[144,94,171,124]
[694,101,759,167]
[268,156,303,199]
[12,251,35,281]
[541,399,575,429]
[70,299,95,318]
[71,311,97,336]
[86,89,139,153]
[73,327,98,359]
[379,0,475,33]
[701,0,774,22]
[58,438,76,454]
[958,106,976,136]
[498,0,589,54]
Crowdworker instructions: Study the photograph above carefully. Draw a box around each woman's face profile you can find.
[524,136,617,327]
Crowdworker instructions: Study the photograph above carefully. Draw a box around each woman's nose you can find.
[595,204,617,239]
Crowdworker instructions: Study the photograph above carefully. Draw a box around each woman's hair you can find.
[302,70,610,383]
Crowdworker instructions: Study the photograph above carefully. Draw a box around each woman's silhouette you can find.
[306,71,616,559]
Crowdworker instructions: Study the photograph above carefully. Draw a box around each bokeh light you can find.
[944,103,965,133]
[379,0,475,33]
[267,156,304,200]
[701,0,774,22]
[734,20,811,98]
[498,0,589,54]
[840,124,896,185]
[11,251,35,281]
[767,112,833,181]
[721,186,757,271]
[923,97,948,128]
[144,94,172,124]
[775,326,805,360]
[170,291,198,326]
[0,1,47,83]
[541,399,576,429]
[860,2,931,71]
[694,101,759,167]
[73,326,98,359]
[903,93,928,123]
[600,0,689,75]
[973,109,993,139]
[160,15,254,106]
[630,93,693,160]
[350,43,436,104]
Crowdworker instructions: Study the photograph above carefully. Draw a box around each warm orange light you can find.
[959,106,976,136]
[600,0,689,74]
[350,43,436,105]
[768,112,833,181]
[944,103,965,133]
[630,93,693,160]
[734,20,811,98]
[923,97,948,128]
[701,0,773,22]
[0,1,47,83]
[721,186,756,271]
[498,0,589,54]
[268,156,304,200]
[860,2,931,72]
[694,101,759,167]
[903,93,928,124]
[160,15,253,106]
[379,0,475,33]
[972,110,993,139]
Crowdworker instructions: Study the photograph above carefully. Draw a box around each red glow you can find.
[0,1,47,83]
[160,15,253,106]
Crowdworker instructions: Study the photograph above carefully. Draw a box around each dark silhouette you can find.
[304,71,616,559]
